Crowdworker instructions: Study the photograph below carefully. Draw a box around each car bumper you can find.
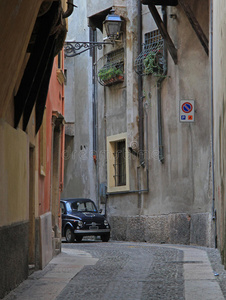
[74,228,110,235]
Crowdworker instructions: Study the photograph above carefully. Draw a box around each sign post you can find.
[179,100,195,123]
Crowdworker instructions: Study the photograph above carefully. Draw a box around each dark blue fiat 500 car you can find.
[60,198,111,243]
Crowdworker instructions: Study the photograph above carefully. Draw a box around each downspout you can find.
[157,6,167,163]
[138,0,145,167]
[157,79,164,163]
[144,102,149,192]
[210,0,217,247]
[91,29,100,210]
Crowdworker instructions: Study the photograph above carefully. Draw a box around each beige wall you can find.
[0,0,43,121]
[0,120,29,226]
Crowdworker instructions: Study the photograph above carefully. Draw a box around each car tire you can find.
[101,233,110,242]
[65,227,75,243]
[75,236,83,242]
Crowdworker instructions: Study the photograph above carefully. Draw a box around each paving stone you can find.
[4,241,226,300]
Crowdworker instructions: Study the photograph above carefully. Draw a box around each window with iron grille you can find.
[107,133,129,193]
[98,48,124,86]
[113,140,126,186]
[134,29,166,77]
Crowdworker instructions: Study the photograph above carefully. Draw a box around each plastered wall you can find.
[0,120,29,226]
[213,0,226,263]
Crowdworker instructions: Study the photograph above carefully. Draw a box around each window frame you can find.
[107,133,130,193]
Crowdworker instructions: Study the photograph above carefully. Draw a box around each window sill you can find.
[107,185,130,194]
[56,69,66,85]
[40,165,46,177]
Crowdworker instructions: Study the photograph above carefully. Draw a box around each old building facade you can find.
[63,0,215,248]
[0,1,71,297]
[213,0,226,267]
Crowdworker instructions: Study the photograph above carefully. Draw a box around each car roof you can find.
[60,198,93,203]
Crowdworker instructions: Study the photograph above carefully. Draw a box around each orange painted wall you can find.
[38,51,65,216]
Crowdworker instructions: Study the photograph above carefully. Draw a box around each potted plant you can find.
[98,65,124,86]
[115,68,124,81]
[143,51,159,75]
[144,48,166,77]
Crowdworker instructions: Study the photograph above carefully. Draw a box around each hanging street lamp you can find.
[64,8,123,57]
[103,9,123,41]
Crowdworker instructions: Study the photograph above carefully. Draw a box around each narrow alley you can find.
[4,240,226,300]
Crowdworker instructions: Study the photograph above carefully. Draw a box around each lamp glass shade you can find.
[103,10,122,39]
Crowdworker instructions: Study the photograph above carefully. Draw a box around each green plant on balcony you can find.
[143,51,159,75]
[98,65,124,85]
[143,49,166,77]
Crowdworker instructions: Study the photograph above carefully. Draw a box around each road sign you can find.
[180,100,195,123]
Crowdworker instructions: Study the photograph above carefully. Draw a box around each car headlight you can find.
[104,220,109,226]
[77,221,83,227]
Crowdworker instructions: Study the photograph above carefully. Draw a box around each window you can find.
[39,108,46,176]
[134,29,166,76]
[56,51,66,85]
[60,202,65,214]
[98,48,124,86]
[58,52,62,69]
[107,133,130,193]
[114,141,126,186]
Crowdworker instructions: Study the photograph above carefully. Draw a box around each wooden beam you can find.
[23,35,55,131]
[148,3,178,64]
[14,2,58,129]
[35,38,55,134]
[142,0,178,5]
[178,0,209,55]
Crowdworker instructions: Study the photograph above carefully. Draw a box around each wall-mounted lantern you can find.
[103,9,123,41]
[64,8,123,57]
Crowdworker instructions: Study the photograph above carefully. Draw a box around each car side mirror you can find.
[99,209,103,214]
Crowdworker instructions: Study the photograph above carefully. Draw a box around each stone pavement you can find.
[3,242,226,300]
[4,248,98,300]
[161,245,225,300]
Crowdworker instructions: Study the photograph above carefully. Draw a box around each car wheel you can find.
[75,235,83,242]
[65,227,75,243]
[101,233,110,242]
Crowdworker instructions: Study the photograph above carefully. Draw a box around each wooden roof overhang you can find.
[142,0,209,65]
[14,1,71,133]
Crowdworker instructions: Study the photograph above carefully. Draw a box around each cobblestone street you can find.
[57,242,184,300]
[4,240,226,300]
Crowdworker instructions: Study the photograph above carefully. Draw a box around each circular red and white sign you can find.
[182,102,193,113]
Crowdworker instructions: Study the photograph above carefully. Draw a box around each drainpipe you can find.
[138,0,145,167]
[157,6,167,163]
[144,103,150,192]
[157,79,164,163]
[210,0,215,219]
[91,28,100,210]
[210,0,217,248]
[63,0,76,19]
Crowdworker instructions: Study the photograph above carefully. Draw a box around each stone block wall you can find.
[0,222,29,299]
[109,213,214,247]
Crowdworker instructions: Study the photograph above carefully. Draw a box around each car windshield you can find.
[70,200,97,212]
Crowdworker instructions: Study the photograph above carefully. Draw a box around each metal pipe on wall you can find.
[210,0,217,248]
[138,0,145,167]
[157,6,167,163]
[157,79,164,163]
